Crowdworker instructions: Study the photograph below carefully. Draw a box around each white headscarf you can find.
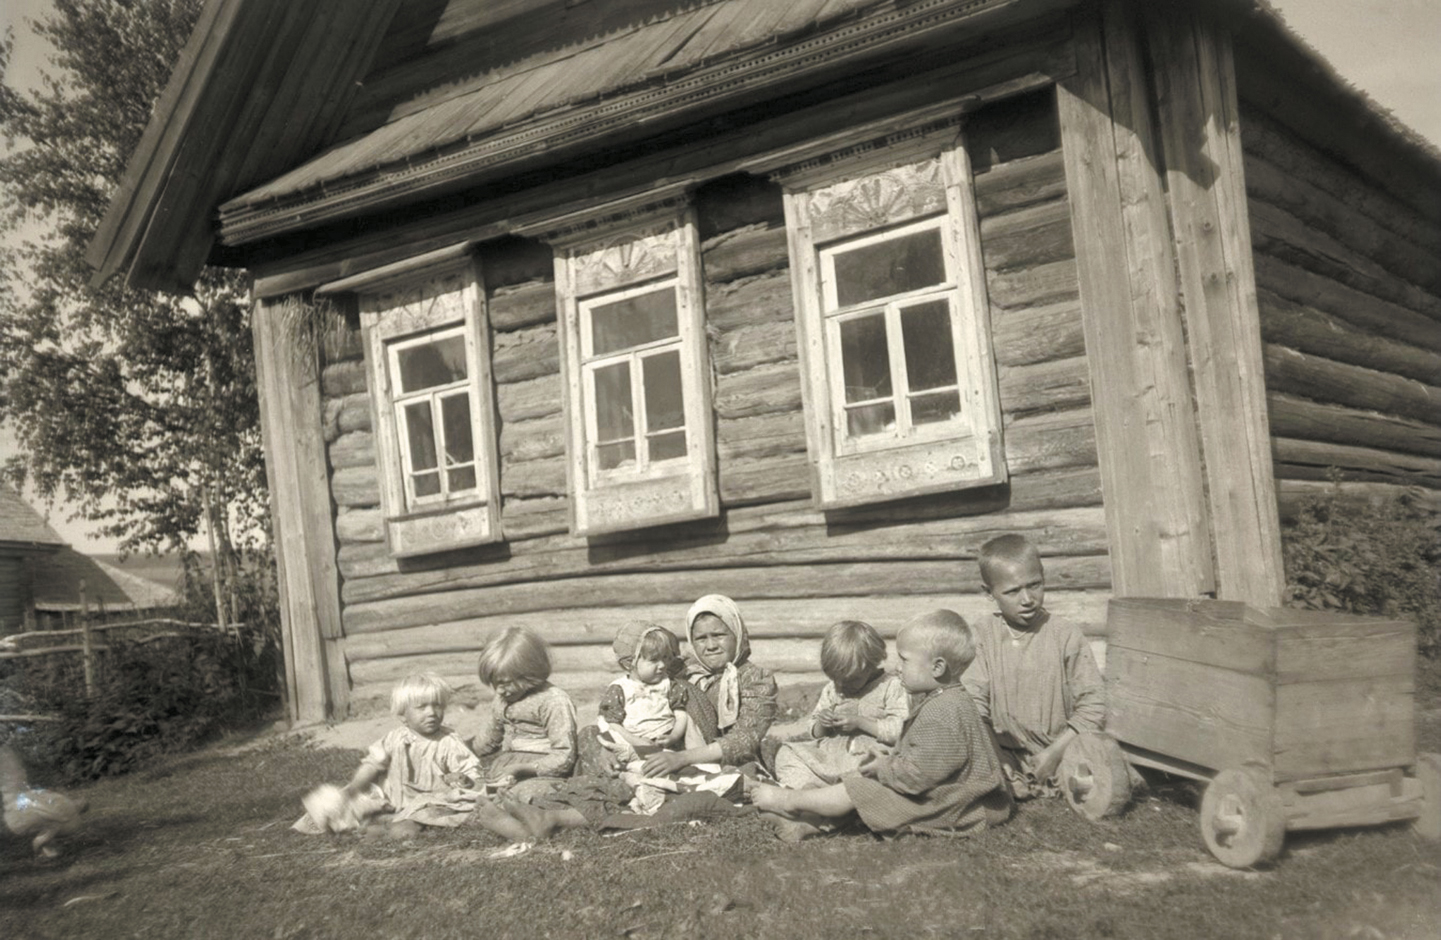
[685,594,749,731]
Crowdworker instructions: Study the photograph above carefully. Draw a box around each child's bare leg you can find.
[470,798,534,844]
[501,798,587,841]
[752,782,855,820]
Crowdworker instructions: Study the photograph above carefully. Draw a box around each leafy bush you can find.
[1282,483,1441,658]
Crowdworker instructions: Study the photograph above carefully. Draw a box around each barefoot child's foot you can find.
[761,812,823,843]
[750,784,796,817]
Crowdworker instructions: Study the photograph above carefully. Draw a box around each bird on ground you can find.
[1,744,88,856]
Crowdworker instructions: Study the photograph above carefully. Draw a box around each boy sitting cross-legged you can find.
[751,610,1011,836]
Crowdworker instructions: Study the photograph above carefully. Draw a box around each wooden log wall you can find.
[317,89,1112,714]
[1239,106,1441,521]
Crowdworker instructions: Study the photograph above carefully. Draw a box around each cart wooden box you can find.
[1105,598,1439,867]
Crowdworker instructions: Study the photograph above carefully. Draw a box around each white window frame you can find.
[780,138,1005,508]
[534,198,718,536]
[320,244,502,557]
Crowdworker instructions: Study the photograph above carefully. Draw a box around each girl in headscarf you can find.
[640,594,778,777]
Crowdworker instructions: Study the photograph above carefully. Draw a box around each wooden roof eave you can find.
[213,0,1082,248]
[86,0,406,295]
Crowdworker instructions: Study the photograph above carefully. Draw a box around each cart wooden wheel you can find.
[1059,732,1131,821]
[1199,765,1285,868]
[1413,752,1441,841]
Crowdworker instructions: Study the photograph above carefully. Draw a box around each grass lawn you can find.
[3,696,1439,940]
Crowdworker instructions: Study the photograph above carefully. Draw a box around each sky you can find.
[1,0,1438,553]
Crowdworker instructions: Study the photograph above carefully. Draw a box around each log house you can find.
[89,0,1441,722]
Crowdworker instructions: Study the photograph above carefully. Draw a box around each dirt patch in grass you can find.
[3,684,1439,940]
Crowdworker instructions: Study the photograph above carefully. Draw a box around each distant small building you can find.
[0,486,66,634]
[0,487,180,634]
[89,0,1441,723]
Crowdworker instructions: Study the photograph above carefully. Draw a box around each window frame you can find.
[779,134,1006,508]
[542,201,718,536]
[323,244,503,557]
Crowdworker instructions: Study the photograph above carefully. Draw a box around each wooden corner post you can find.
[1144,7,1284,607]
[253,295,349,723]
[1058,2,1215,598]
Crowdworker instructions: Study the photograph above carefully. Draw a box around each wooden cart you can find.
[1084,598,1440,868]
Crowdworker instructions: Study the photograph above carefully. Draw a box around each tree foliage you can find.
[0,0,267,563]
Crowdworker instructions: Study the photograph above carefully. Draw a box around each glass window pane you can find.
[396,335,467,392]
[642,350,685,432]
[648,430,687,462]
[593,361,634,443]
[833,228,946,307]
[911,390,961,425]
[589,288,678,355]
[440,393,474,464]
[839,314,892,404]
[597,440,636,471]
[412,470,441,498]
[901,300,958,391]
[403,401,438,471]
[846,402,896,438]
[447,466,477,492]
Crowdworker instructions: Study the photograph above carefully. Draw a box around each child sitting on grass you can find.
[597,621,691,761]
[752,610,1011,837]
[773,620,909,791]
[471,627,579,800]
[961,534,1112,800]
[296,672,536,844]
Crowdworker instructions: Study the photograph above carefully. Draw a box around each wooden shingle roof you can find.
[0,487,65,553]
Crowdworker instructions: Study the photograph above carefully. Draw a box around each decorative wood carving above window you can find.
[523,192,718,536]
[319,244,502,557]
[774,127,1006,508]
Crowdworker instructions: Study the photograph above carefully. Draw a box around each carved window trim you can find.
[539,201,718,537]
[779,136,1006,508]
[319,244,503,557]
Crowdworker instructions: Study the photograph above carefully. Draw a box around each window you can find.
[780,141,1005,507]
[542,202,717,535]
[321,244,502,556]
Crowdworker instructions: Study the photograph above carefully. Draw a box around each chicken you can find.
[1,744,88,857]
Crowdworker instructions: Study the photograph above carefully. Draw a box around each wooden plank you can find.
[1249,201,1441,324]
[336,504,1110,603]
[1267,394,1441,460]
[320,359,367,397]
[331,465,380,510]
[1107,598,1273,674]
[1274,678,1414,780]
[1253,254,1441,355]
[972,150,1068,218]
[1276,479,1441,521]
[1058,5,1212,598]
[342,592,1115,663]
[335,508,383,544]
[340,556,1112,635]
[1263,345,1440,426]
[712,321,798,376]
[713,361,805,420]
[1147,7,1281,606]
[328,430,375,471]
[496,374,564,423]
[1258,289,1441,387]
[1004,407,1097,473]
[1106,647,1274,775]
[492,323,560,384]
[701,224,790,284]
[997,356,1091,415]
[991,298,1085,367]
[1273,618,1414,684]
[1272,438,1441,489]
[252,297,338,723]
[488,279,556,332]
[986,259,1078,310]
[1244,154,1441,298]
[1282,777,1424,831]
[706,270,795,333]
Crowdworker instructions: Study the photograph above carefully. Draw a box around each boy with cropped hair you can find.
[963,534,1109,799]
[751,609,1010,835]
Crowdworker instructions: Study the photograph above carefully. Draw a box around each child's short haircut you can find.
[902,609,976,675]
[820,620,886,689]
[978,533,1042,587]
[391,672,454,716]
[477,626,552,688]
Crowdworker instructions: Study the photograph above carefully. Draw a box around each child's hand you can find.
[490,774,518,793]
[832,701,862,733]
[1030,744,1064,784]
[857,752,881,778]
[815,706,839,731]
[442,772,473,789]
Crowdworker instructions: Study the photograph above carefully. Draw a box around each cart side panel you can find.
[1107,598,1273,673]
[1273,615,1414,684]
[1107,646,1273,772]
[1274,677,1415,780]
